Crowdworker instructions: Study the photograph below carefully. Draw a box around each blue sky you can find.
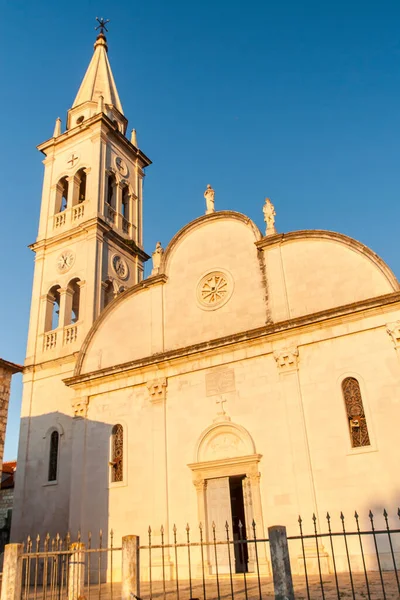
[1,0,400,460]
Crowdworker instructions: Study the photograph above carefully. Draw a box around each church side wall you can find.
[11,364,76,541]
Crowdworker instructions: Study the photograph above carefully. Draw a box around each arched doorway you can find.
[188,421,268,575]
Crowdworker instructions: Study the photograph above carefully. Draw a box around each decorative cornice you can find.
[274,347,299,371]
[147,378,167,403]
[256,230,399,292]
[37,113,152,168]
[65,290,400,386]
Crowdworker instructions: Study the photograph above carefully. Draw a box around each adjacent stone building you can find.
[0,360,21,472]
[11,29,400,578]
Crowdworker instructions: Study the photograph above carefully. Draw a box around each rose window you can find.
[197,271,233,310]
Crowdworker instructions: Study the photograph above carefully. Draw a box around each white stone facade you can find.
[11,30,400,580]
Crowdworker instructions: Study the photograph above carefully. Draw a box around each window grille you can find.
[342,377,370,448]
[111,424,123,482]
[48,431,59,481]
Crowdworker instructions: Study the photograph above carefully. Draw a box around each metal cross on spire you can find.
[95,17,110,34]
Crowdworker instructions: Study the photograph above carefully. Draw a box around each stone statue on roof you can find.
[263,198,276,236]
[204,184,215,215]
[151,241,164,275]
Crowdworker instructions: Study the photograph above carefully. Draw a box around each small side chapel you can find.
[11,26,400,577]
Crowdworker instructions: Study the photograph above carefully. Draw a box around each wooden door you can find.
[206,477,234,573]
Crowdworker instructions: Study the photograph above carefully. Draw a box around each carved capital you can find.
[193,478,207,492]
[386,321,400,349]
[72,397,89,418]
[147,378,167,403]
[274,347,299,371]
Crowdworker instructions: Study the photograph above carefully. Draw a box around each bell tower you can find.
[26,26,151,366]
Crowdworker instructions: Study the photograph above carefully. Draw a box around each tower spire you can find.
[67,19,126,132]
[72,22,123,114]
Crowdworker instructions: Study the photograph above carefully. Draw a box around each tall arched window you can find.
[45,285,61,332]
[342,377,370,448]
[110,425,123,483]
[57,177,69,212]
[48,431,59,482]
[68,278,81,324]
[106,173,116,208]
[77,169,87,203]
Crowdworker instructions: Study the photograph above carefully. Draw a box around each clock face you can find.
[57,250,75,273]
[112,254,129,280]
[115,156,129,177]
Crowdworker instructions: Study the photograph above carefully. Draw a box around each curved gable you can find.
[261,230,398,321]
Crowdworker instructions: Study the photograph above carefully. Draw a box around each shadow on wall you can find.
[10,412,113,556]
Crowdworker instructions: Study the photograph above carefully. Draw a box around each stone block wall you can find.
[0,488,13,529]
[0,366,13,469]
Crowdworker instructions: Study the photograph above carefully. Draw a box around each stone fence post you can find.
[268,526,295,600]
[68,542,86,600]
[1,543,23,600]
[121,535,140,600]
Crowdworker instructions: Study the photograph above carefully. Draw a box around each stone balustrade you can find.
[43,324,79,351]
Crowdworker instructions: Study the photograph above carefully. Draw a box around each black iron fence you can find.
[19,530,121,600]
[13,508,400,600]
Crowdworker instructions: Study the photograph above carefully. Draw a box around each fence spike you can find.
[383,508,388,519]
[225,520,229,531]
[312,513,317,523]
[252,518,256,528]
[160,524,164,534]
[212,521,216,531]
[148,525,152,534]
[199,522,203,531]
[354,510,359,519]
[186,523,190,532]
[298,515,302,524]
[340,512,345,522]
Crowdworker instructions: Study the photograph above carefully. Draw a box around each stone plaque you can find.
[206,369,235,397]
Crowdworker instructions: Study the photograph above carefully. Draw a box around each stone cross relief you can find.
[68,153,79,168]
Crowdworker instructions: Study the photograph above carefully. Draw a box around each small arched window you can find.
[58,177,69,212]
[45,285,61,332]
[103,280,115,309]
[68,278,81,324]
[48,431,59,482]
[110,425,123,483]
[121,187,130,220]
[106,173,116,208]
[77,169,87,204]
[342,377,370,448]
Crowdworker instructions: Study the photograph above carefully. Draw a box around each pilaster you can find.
[273,347,317,519]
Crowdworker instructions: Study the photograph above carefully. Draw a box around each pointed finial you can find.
[97,94,104,114]
[151,241,164,276]
[263,197,276,236]
[131,129,138,147]
[53,117,62,138]
[204,184,215,215]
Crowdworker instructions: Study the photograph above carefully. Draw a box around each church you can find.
[11,25,400,577]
